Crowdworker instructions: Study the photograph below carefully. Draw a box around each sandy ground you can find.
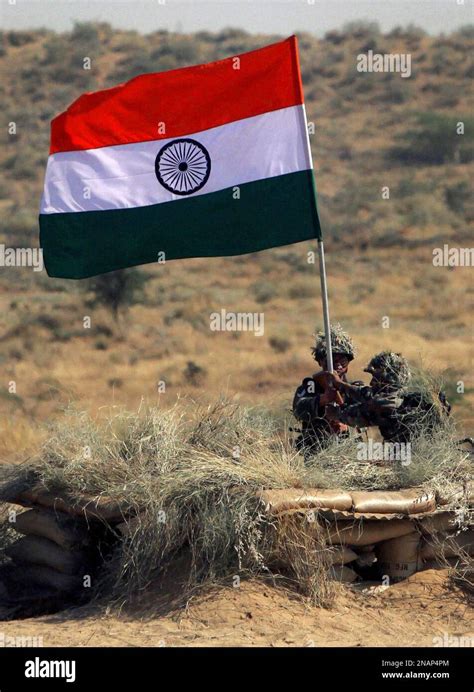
[0,570,472,648]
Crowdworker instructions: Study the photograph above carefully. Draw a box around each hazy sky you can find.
[1,0,472,36]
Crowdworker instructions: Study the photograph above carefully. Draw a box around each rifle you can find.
[312,370,344,405]
[312,370,348,433]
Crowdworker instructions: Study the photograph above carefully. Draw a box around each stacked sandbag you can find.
[14,507,90,549]
[417,526,474,571]
[351,489,436,515]
[258,487,438,525]
[325,521,422,582]
[329,564,358,583]
[421,528,474,560]
[5,509,93,595]
[416,510,461,535]
[376,532,422,580]
[258,486,472,584]
[415,502,473,568]
[326,518,415,546]
[436,482,474,508]
[2,483,128,522]
[0,489,129,618]
[258,488,353,514]
[326,545,358,566]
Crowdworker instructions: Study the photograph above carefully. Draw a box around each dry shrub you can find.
[265,512,335,604]
[420,528,474,600]
[0,391,471,608]
[20,400,329,606]
[0,504,21,565]
[451,553,474,597]
[299,421,470,499]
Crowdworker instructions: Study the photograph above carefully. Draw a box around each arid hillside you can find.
[0,23,473,461]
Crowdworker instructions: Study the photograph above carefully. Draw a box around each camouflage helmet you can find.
[312,322,356,363]
[364,351,411,388]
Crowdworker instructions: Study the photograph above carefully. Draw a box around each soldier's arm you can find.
[339,392,403,427]
[342,382,372,404]
[327,388,402,427]
[325,373,371,403]
[330,402,374,428]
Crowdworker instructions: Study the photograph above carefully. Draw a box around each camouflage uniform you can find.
[292,324,361,453]
[333,352,450,443]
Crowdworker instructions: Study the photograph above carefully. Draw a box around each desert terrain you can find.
[0,22,472,646]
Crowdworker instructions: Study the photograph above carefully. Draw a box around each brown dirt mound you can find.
[0,569,471,647]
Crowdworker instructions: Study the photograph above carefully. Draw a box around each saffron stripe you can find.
[50,36,303,154]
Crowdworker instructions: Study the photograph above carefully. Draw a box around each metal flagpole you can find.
[317,239,333,373]
[301,104,333,373]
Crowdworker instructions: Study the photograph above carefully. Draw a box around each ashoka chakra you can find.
[155,138,211,196]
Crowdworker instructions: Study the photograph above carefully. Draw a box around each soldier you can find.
[292,323,363,454]
[326,351,450,443]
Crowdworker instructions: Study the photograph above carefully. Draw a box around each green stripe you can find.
[40,170,321,279]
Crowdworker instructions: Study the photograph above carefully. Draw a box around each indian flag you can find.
[39,36,321,279]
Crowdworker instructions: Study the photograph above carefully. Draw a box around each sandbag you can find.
[258,488,353,514]
[351,489,435,515]
[417,511,467,535]
[16,564,81,593]
[10,485,128,522]
[115,514,145,538]
[436,482,474,507]
[328,565,358,583]
[13,509,89,549]
[359,544,376,553]
[420,529,474,560]
[326,546,357,565]
[327,519,415,546]
[376,531,421,579]
[5,535,85,575]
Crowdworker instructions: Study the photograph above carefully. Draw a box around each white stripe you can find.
[40,105,312,215]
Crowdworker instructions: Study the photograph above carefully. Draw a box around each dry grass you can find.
[36,400,317,603]
[0,392,469,608]
[419,528,474,599]
[0,503,22,565]
[300,368,472,497]
[451,553,474,596]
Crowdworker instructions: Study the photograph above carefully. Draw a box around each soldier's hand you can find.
[324,403,340,420]
[328,372,344,388]
[320,390,334,405]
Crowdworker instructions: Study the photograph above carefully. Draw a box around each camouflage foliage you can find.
[364,351,412,388]
[312,322,356,363]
